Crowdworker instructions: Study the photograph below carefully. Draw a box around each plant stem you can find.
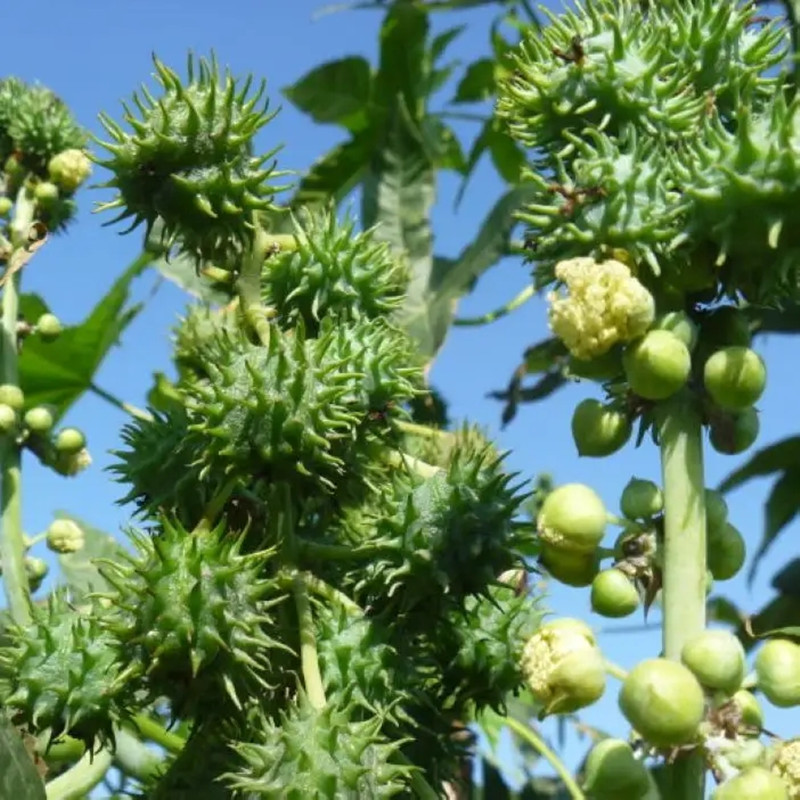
[112,726,166,782]
[385,449,441,479]
[504,717,585,800]
[292,572,327,709]
[88,382,154,422]
[296,537,394,563]
[45,747,113,800]
[603,659,628,682]
[129,713,186,755]
[293,571,363,616]
[0,192,36,626]
[453,284,535,327]
[656,392,707,800]
[395,419,448,440]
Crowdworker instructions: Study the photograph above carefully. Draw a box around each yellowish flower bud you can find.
[47,149,92,193]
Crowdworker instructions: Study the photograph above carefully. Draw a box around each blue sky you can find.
[5,0,799,792]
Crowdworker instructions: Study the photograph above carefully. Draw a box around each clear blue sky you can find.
[5,0,799,791]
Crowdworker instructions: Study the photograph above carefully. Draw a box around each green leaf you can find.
[771,558,800,596]
[0,714,46,800]
[362,99,437,356]
[291,132,375,208]
[454,58,496,103]
[429,25,464,63]
[718,436,800,492]
[756,626,800,639]
[522,338,568,374]
[488,126,526,184]
[748,467,800,579]
[420,117,466,173]
[455,118,492,206]
[55,511,128,598]
[18,254,149,421]
[375,5,429,122]
[282,57,372,132]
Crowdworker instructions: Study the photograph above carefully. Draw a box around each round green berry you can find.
[653,311,698,352]
[704,347,766,412]
[709,408,760,455]
[0,196,12,218]
[34,181,59,205]
[54,427,86,454]
[582,738,650,800]
[0,403,17,433]
[36,313,63,341]
[0,384,25,411]
[623,330,691,401]
[755,639,800,708]
[681,630,746,695]
[539,546,599,587]
[24,406,55,434]
[706,522,746,581]
[591,569,640,618]
[537,483,607,554]
[712,767,788,800]
[570,399,632,458]
[620,477,663,520]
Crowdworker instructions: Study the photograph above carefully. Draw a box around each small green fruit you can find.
[54,427,86,455]
[709,408,759,455]
[521,618,606,717]
[702,306,752,347]
[681,630,746,695]
[711,767,788,800]
[653,311,698,352]
[620,477,663,520]
[704,346,766,411]
[24,406,55,434]
[537,483,607,554]
[0,384,25,410]
[0,196,12,218]
[36,313,63,341]
[754,639,800,708]
[623,330,691,401]
[705,489,729,533]
[619,658,706,747]
[570,399,632,457]
[732,689,764,732]
[46,519,85,554]
[540,545,599,587]
[706,522,746,581]
[582,738,650,799]
[0,404,17,433]
[34,181,60,205]
[721,738,767,770]
[591,569,640,618]
[25,556,48,591]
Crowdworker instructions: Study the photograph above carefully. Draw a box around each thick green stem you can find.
[292,572,327,709]
[129,713,186,755]
[0,192,36,625]
[45,747,113,800]
[112,726,166,782]
[656,393,707,799]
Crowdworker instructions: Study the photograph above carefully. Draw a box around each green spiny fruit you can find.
[4,83,86,177]
[227,692,413,799]
[518,125,683,283]
[99,518,290,714]
[183,318,420,493]
[400,422,500,473]
[673,93,800,302]
[353,443,526,615]
[111,408,229,527]
[173,303,240,381]
[0,78,27,160]
[262,207,407,333]
[0,591,129,746]
[430,576,543,712]
[497,0,702,153]
[94,54,289,269]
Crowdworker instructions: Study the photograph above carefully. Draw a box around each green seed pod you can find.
[0,384,24,410]
[653,311,698,352]
[0,196,12,217]
[620,477,663,520]
[25,556,48,591]
[570,399,632,457]
[539,545,599,587]
[755,639,800,708]
[709,408,760,455]
[711,767,788,800]
[732,689,764,732]
[0,403,17,433]
[705,489,729,533]
[24,406,55,434]
[704,347,766,412]
[34,180,59,205]
[619,658,705,747]
[521,618,606,717]
[706,522,746,581]
[591,569,640,618]
[582,738,650,800]
[681,630,746,695]
[54,427,86,455]
[36,313,63,341]
[537,483,607,553]
[46,519,85,554]
[623,330,691,401]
